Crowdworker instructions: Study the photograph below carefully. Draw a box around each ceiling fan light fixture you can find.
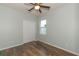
[34,5,40,10]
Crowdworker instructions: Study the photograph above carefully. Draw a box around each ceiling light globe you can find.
[35,5,40,10]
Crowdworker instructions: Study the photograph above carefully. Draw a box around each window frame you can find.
[40,19,47,35]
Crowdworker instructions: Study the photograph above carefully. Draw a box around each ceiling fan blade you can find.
[29,3,34,5]
[38,3,42,4]
[30,3,41,5]
[40,5,50,9]
[28,7,34,11]
[29,3,37,5]
[39,9,42,13]
[24,3,34,6]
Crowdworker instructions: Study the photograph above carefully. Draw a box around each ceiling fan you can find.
[24,3,50,13]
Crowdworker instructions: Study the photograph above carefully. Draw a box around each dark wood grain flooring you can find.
[0,41,76,56]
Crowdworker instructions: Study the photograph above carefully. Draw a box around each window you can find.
[40,19,47,35]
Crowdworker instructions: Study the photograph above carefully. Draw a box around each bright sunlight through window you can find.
[40,19,47,35]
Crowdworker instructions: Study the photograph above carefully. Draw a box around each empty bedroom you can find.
[0,3,79,56]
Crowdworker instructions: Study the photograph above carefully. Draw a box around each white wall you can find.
[37,4,79,54]
[74,4,79,53]
[0,5,36,50]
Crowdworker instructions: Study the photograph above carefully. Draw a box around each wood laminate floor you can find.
[0,41,76,56]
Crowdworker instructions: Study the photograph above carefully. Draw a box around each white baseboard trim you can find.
[0,43,24,51]
[38,40,79,56]
[0,40,37,51]
[23,40,38,44]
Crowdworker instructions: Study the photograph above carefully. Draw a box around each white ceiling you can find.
[0,3,65,16]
